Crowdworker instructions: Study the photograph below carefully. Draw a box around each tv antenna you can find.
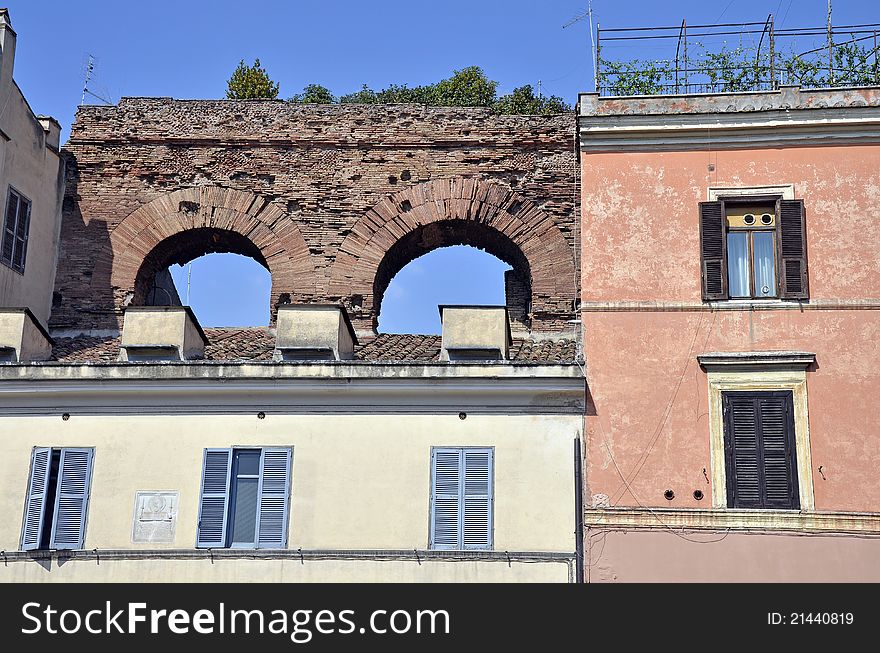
[563,2,598,92]
[80,54,113,105]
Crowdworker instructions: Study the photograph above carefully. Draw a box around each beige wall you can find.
[4,557,572,583]
[0,412,579,581]
[0,13,64,327]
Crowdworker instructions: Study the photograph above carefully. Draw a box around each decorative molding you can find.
[706,369,814,511]
[0,548,576,563]
[708,184,795,201]
[578,87,880,151]
[0,368,585,416]
[584,507,880,534]
[579,299,880,313]
[698,351,816,370]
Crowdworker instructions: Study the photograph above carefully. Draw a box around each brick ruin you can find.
[53,99,579,336]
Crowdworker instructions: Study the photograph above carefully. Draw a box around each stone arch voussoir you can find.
[94,187,313,325]
[328,177,576,334]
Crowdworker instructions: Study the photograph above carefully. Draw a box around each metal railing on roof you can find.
[595,15,880,96]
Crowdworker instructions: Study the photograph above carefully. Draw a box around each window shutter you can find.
[724,392,799,510]
[255,448,292,548]
[13,199,30,271]
[699,201,727,300]
[462,449,493,550]
[2,191,17,264]
[757,394,800,509]
[430,449,461,550]
[21,447,51,551]
[196,448,233,548]
[49,448,94,550]
[724,395,762,508]
[778,199,809,299]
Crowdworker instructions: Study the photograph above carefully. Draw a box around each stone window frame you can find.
[699,351,815,513]
[704,184,801,305]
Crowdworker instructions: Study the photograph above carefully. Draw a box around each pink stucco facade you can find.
[578,88,880,580]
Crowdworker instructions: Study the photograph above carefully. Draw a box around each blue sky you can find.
[6,1,876,332]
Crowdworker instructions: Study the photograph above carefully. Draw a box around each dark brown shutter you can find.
[698,201,726,300]
[723,391,799,510]
[777,199,809,299]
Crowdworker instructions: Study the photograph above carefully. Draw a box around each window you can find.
[699,198,808,301]
[196,447,292,549]
[429,447,493,550]
[2,187,32,273]
[725,203,777,298]
[722,391,799,509]
[21,447,94,551]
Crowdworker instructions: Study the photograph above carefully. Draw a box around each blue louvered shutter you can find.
[255,448,292,548]
[21,447,51,551]
[430,449,462,550]
[462,449,493,550]
[196,448,233,548]
[49,448,94,550]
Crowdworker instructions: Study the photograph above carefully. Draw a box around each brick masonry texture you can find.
[53,99,579,335]
[50,329,579,363]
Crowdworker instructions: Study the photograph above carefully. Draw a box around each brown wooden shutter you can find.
[723,391,799,510]
[777,199,809,299]
[698,201,727,300]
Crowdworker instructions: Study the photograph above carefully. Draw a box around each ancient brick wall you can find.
[53,98,579,334]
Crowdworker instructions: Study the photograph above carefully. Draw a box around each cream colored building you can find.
[0,9,65,327]
[0,306,584,582]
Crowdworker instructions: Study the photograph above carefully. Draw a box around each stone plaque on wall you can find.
[131,491,178,543]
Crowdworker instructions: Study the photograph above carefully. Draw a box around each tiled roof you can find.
[50,328,578,364]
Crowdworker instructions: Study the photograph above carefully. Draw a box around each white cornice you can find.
[0,374,585,416]
[578,87,880,151]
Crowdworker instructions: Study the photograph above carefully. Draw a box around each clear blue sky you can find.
[6,1,876,332]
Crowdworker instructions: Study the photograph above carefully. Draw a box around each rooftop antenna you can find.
[564,1,597,92]
[80,55,95,106]
[80,54,113,105]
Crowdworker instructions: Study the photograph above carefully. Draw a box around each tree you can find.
[289,84,335,104]
[226,59,280,99]
[340,66,498,107]
[493,85,569,115]
[431,66,497,106]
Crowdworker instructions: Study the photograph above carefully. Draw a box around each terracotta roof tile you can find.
[49,328,577,364]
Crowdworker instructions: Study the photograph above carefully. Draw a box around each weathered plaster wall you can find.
[581,146,880,303]
[586,528,880,582]
[0,12,65,327]
[580,144,880,512]
[53,99,579,334]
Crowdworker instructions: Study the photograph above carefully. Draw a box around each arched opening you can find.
[378,245,514,334]
[133,227,272,327]
[373,220,532,334]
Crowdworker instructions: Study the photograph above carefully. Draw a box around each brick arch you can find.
[94,187,313,323]
[328,177,576,333]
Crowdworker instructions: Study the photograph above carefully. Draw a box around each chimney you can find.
[0,9,16,91]
[120,306,207,362]
[37,116,61,150]
[274,304,357,361]
[439,305,512,361]
[0,308,53,363]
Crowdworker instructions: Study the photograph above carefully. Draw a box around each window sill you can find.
[708,299,801,310]
[0,259,25,275]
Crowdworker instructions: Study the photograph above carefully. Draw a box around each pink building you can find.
[578,86,880,581]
